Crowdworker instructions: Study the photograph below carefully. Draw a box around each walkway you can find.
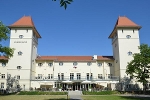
[68,91,82,100]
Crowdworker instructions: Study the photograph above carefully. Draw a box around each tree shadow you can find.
[120,96,150,100]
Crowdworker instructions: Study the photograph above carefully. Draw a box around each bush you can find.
[82,91,114,95]
[18,91,67,95]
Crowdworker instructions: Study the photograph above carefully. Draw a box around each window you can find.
[87,62,92,66]
[73,62,78,66]
[2,63,6,67]
[58,73,60,80]
[122,29,123,33]
[48,63,53,66]
[70,73,74,80]
[48,74,53,79]
[90,73,93,80]
[61,73,64,80]
[59,62,63,66]
[15,29,17,33]
[128,51,132,55]
[26,29,28,33]
[126,35,131,39]
[133,30,134,33]
[38,63,43,66]
[17,66,21,69]
[18,51,23,55]
[86,73,89,80]
[19,35,23,39]
[1,83,4,88]
[38,74,42,79]
[98,63,102,66]
[98,74,103,79]
[116,60,118,63]
[17,75,20,79]
[1,74,5,79]
[77,73,81,80]
[108,63,112,67]
[108,74,112,79]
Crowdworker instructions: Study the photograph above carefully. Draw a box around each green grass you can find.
[1,93,150,100]
[82,95,150,100]
[83,91,117,95]
[0,95,68,100]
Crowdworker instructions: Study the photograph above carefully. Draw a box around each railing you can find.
[31,76,119,81]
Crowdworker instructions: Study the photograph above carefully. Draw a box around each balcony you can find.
[31,76,119,81]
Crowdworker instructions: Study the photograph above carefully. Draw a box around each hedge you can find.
[18,91,68,95]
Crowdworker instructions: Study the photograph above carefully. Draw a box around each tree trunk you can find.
[143,83,146,94]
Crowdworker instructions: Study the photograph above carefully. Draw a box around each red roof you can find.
[109,16,141,38]
[9,16,41,38]
[36,56,114,61]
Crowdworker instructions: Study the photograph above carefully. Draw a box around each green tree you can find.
[0,21,14,62]
[126,44,150,93]
[52,0,73,9]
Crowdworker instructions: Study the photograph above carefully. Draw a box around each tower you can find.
[109,16,141,78]
[8,16,41,90]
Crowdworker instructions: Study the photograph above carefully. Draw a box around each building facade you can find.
[0,16,144,91]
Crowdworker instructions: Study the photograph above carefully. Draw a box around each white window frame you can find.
[59,62,63,66]
[48,63,53,66]
[18,51,23,55]
[126,35,131,39]
[1,74,5,79]
[108,63,112,67]
[2,63,6,67]
[1,83,4,88]
[17,66,21,69]
[87,62,92,66]
[38,63,43,66]
[97,63,102,66]
[19,35,23,39]
[17,75,20,79]
[128,51,132,55]
[73,62,78,66]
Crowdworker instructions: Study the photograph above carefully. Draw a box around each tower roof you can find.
[9,16,41,38]
[109,16,141,38]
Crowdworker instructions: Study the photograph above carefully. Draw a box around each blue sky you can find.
[0,0,150,56]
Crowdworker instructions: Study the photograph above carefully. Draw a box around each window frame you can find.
[107,63,112,67]
[19,35,24,39]
[38,63,43,66]
[97,63,102,66]
[126,35,131,39]
[87,62,92,66]
[18,51,23,55]
[48,63,53,67]
[73,62,78,66]
[2,63,6,67]
[17,66,21,69]
[59,62,63,66]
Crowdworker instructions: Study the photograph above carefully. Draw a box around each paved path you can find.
[68,91,82,100]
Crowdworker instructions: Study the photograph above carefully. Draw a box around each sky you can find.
[0,0,150,56]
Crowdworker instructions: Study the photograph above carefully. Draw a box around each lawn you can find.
[82,95,150,100]
[1,95,150,100]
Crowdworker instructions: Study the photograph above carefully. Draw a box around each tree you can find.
[126,44,150,93]
[52,0,73,9]
[0,21,14,62]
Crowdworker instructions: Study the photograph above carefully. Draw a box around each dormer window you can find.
[59,62,63,66]
[87,62,92,66]
[38,63,43,66]
[18,51,23,55]
[128,51,132,55]
[133,30,134,33]
[126,35,131,39]
[108,63,112,67]
[2,63,6,67]
[48,63,53,66]
[15,29,17,33]
[73,62,78,66]
[19,35,23,39]
[98,63,102,66]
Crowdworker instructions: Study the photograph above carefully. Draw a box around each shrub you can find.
[82,91,113,95]
[18,91,67,95]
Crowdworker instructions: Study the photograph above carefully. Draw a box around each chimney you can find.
[93,55,97,60]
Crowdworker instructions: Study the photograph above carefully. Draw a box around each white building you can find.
[0,16,144,91]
